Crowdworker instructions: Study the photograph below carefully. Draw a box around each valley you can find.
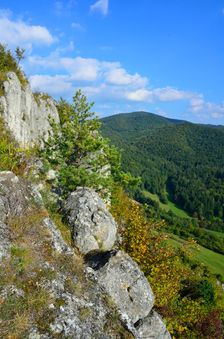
[101,111,224,279]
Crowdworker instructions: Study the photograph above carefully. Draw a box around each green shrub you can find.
[0,44,28,91]
[40,90,122,197]
[0,116,20,171]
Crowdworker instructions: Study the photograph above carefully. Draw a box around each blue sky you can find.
[1,1,224,124]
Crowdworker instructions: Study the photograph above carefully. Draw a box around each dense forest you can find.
[101,112,224,231]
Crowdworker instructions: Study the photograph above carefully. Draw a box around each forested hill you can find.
[101,111,186,142]
[101,112,224,226]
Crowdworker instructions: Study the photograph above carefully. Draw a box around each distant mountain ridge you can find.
[101,111,224,225]
[101,111,188,140]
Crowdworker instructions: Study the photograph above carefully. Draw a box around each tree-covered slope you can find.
[101,112,224,225]
[102,111,185,142]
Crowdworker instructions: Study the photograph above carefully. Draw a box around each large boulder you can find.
[64,187,117,254]
[87,250,155,325]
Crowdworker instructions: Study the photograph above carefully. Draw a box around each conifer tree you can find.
[41,90,121,196]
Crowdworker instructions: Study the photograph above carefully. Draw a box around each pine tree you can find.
[41,90,120,196]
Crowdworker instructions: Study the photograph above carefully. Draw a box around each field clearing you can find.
[168,235,224,279]
[143,190,190,218]
[204,229,224,238]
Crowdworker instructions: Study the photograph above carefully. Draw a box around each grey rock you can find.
[0,221,10,260]
[0,72,59,147]
[0,171,170,339]
[28,327,51,339]
[45,272,128,339]
[94,250,154,325]
[0,171,33,220]
[43,217,73,254]
[46,169,57,181]
[0,284,25,299]
[136,311,171,339]
[30,183,44,207]
[64,187,117,254]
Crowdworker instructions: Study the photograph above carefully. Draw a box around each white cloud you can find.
[27,54,148,88]
[30,74,73,96]
[0,15,54,49]
[61,57,100,81]
[126,87,193,103]
[211,112,224,119]
[25,49,224,123]
[90,0,109,16]
[28,54,61,69]
[105,67,148,86]
[190,95,205,112]
[153,87,191,101]
[126,89,152,102]
[189,96,224,120]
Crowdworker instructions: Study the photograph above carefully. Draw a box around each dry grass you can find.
[50,212,72,246]
[79,307,92,321]
[0,208,58,337]
[8,209,49,239]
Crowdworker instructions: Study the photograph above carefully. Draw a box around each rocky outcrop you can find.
[0,72,59,146]
[86,250,171,339]
[90,250,154,324]
[67,187,171,338]
[0,172,131,338]
[43,218,73,255]
[0,174,170,338]
[64,187,117,254]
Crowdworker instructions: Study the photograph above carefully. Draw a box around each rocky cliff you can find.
[0,70,171,338]
[0,172,171,338]
[0,72,59,146]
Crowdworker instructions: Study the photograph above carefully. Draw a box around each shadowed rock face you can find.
[85,250,117,270]
[0,72,59,146]
[64,187,117,254]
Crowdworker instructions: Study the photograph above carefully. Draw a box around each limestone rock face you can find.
[88,250,154,325]
[0,72,59,146]
[64,187,117,254]
[86,250,172,338]
[136,310,171,339]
